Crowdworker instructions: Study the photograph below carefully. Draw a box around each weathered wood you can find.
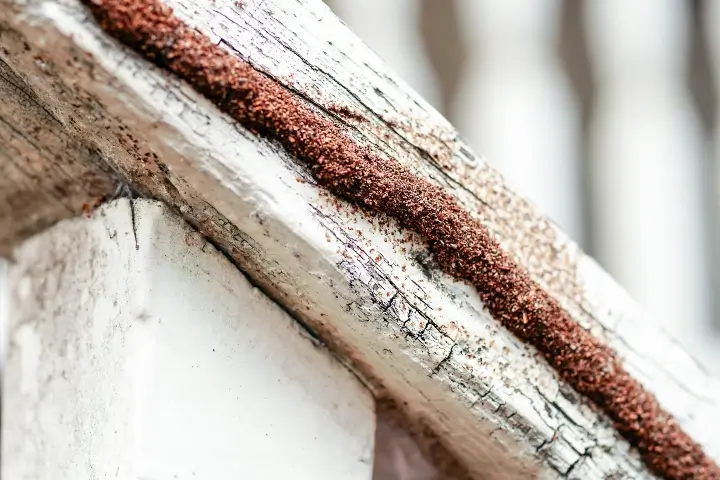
[1,0,719,478]
[0,52,117,255]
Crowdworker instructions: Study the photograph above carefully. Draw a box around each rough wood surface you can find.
[0,52,117,255]
[1,0,719,478]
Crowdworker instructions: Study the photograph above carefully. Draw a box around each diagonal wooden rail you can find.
[2,0,720,478]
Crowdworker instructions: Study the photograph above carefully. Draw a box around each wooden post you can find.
[1,0,720,478]
[454,0,584,243]
[2,200,375,479]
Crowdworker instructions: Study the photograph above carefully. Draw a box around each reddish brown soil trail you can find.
[81,0,720,478]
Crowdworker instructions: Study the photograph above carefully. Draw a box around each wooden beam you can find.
[0,54,117,255]
[1,0,719,478]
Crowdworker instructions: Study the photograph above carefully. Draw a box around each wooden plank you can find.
[1,0,719,478]
[2,199,376,480]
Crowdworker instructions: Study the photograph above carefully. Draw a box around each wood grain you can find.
[0,51,117,255]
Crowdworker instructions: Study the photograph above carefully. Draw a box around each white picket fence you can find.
[327,0,720,374]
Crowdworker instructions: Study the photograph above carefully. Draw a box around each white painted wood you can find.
[454,0,584,243]
[584,0,712,361]
[2,199,375,480]
[2,0,720,477]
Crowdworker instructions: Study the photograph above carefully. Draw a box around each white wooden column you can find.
[704,1,720,370]
[453,0,583,243]
[2,199,375,480]
[585,0,711,357]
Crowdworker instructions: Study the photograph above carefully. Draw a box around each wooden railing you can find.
[328,0,720,373]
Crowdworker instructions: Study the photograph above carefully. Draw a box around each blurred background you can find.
[324,0,720,374]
